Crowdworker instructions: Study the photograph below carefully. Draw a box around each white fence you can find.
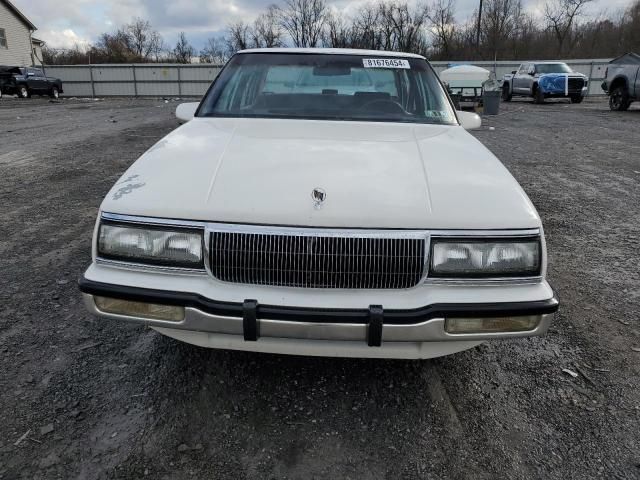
[43,58,610,98]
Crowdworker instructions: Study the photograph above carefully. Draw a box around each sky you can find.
[11,0,634,51]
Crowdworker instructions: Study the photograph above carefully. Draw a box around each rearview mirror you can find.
[176,102,199,123]
[457,111,481,130]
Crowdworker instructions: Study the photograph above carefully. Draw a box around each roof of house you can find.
[1,0,36,30]
[238,47,426,59]
[31,37,45,45]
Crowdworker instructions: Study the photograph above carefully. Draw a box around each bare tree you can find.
[39,0,640,65]
[200,37,230,64]
[252,5,286,47]
[378,1,430,53]
[279,0,328,47]
[428,0,456,58]
[127,18,162,60]
[351,4,383,49]
[544,0,593,56]
[173,32,195,64]
[149,34,166,62]
[227,21,251,53]
[94,30,136,62]
[480,0,523,59]
[324,11,355,47]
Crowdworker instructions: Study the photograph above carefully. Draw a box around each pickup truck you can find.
[601,53,640,111]
[502,62,588,104]
[0,66,63,99]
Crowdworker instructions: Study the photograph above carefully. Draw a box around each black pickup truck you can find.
[0,66,63,99]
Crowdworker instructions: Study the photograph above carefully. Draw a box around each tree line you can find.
[43,0,640,65]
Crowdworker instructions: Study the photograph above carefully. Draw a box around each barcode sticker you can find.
[362,58,411,69]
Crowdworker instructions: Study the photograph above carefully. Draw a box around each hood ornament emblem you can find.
[311,188,327,209]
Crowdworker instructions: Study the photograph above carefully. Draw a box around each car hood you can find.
[537,72,586,79]
[101,117,540,229]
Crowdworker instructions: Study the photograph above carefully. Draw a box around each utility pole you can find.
[476,0,483,50]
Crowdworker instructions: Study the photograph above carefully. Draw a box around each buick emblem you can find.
[311,188,326,209]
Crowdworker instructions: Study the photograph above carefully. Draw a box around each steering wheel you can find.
[357,99,408,115]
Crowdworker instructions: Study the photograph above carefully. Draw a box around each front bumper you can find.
[79,274,558,357]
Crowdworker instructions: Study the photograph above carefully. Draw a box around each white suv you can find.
[79,48,558,359]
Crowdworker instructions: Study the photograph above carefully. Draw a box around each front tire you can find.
[501,85,512,102]
[18,85,29,99]
[50,87,59,99]
[609,86,630,111]
[534,86,545,104]
[570,95,583,104]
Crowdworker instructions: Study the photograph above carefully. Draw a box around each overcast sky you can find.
[12,0,633,51]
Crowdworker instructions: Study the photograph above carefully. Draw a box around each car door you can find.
[512,64,529,93]
[25,68,39,91]
[28,68,46,92]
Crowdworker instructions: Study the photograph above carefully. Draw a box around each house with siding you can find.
[0,0,42,66]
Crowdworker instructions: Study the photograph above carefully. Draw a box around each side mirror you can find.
[511,70,517,74]
[457,111,482,130]
[176,102,199,123]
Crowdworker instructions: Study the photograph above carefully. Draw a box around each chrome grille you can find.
[209,231,426,289]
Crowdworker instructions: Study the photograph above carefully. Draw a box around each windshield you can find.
[198,53,457,125]
[536,63,573,74]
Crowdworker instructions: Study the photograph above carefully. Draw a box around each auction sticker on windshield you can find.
[363,58,410,69]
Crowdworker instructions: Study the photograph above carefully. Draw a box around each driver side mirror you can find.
[176,102,199,123]
[457,111,481,130]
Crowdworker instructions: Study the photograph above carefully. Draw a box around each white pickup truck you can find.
[502,61,588,104]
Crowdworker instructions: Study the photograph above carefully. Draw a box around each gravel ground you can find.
[0,96,639,480]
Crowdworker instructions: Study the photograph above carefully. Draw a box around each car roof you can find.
[237,47,426,59]
[532,61,568,64]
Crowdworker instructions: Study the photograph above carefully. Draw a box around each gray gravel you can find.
[0,96,639,480]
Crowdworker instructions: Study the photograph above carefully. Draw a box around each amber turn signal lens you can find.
[94,296,184,321]
[444,315,540,334]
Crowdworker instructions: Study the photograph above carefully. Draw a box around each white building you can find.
[0,0,42,66]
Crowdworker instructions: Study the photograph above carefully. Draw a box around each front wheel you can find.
[501,85,512,102]
[534,87,545,104]
[609,86,630,111]
[50,87,59,99]
[18,85,29,98]
[570,95,583,104]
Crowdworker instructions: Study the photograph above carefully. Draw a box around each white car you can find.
[80,48,558,359]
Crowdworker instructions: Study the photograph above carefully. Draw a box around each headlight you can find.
[98,222,204,268]
[430,238,540,277]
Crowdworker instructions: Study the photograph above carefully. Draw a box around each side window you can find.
[517,64,528,74]
[0,29,7,49]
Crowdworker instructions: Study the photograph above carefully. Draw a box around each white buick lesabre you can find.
[80,48,558,359]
